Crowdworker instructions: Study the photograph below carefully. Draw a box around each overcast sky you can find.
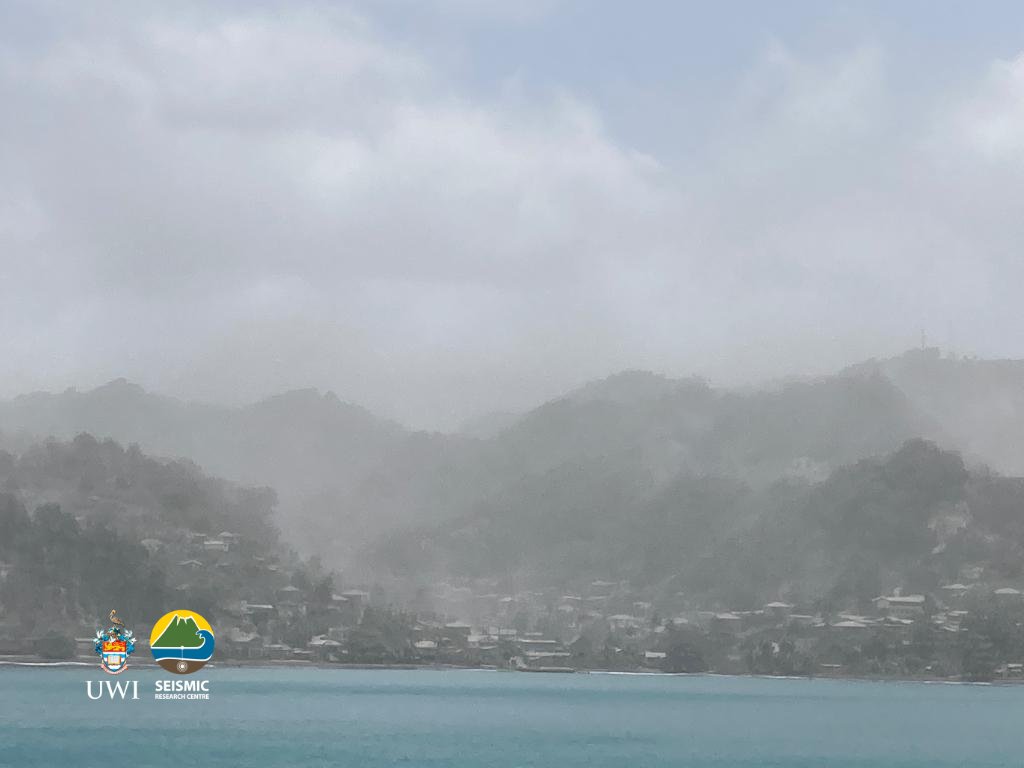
[2,1,1024,429]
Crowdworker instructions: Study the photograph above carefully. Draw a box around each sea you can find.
[1,666,1022,767]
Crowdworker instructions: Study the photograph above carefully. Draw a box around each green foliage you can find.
[0,492,30,553]
[344,607,413,663]
[960,598,1024,681]
[0,497,167,633]
[817,439,966,557]
[664,627,709,673]
[382,435,985,612]
[0,434,286,634]
[745,637,811,677]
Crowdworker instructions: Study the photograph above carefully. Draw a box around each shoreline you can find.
[1,655,1018,685]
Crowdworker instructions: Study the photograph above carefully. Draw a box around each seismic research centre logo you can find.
[149,609,216,674]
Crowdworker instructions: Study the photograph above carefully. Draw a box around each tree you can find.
[35,631,75,660]
[0,493,29,554]
[664,627,708,673]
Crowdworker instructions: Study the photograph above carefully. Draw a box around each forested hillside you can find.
[0,434,294,646]
[377,439,1024,612]
[3,349,1024,577]
[0,381,405,553]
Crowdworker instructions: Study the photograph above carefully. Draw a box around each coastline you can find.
[2,655,1017,685]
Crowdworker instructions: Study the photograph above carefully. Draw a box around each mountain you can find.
[565,370,683,407]
[0,433,293,641]
[370,373,936,582]
[0,381,406,553]
[377,437,1024,609]
[844,347,1024,473]
[367,351,1024,590]
[4,348,1024,573]
[152,615,203,648]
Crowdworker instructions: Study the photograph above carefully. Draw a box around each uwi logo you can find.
[94,609,135,675]
[86,680,140,700]
[150,609,215,674]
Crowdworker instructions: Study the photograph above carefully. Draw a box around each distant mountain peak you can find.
[93,377,148,396]
[567,369,700,407]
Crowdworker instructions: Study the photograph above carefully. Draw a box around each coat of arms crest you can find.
[94,609,135,675]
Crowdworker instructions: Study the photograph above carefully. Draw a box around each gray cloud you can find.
[1,2,1023,428]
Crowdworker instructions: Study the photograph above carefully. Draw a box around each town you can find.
[7,521,1022,682]
[2,435,1024,683]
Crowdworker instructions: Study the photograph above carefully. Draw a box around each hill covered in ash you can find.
[0,434,323,652]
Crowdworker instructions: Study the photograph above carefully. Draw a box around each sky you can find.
[2,1,1024,429]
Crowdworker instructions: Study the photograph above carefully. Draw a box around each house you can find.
[244,603,275,623]
[413,639,439,660]
[712,613,743,634]
[831,620,868,631]
[263,643,293,660]
[764,602,794,620]
[224,628,264,659]
[443,622,473,643]
[519,637,561,653]
[643,650,667,666]
[608,614,642,632]
[324,594,349,621]
[999,663,1024,679]
[940,583,970,605]
[994,587,1022,604]
[341,589,369,606]
[882,616,915,633]
[203,538,229,553]
[523,649,571,664]
[873,594,926,619]
[633,601,653,618]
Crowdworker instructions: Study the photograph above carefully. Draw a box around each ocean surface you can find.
[1,666,1022,767]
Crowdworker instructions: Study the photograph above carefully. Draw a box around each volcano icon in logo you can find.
[149,610,215,674]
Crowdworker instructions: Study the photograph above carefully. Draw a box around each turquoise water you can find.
[1,667,1022,767]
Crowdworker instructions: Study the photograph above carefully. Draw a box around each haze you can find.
[3,1,1024,429]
